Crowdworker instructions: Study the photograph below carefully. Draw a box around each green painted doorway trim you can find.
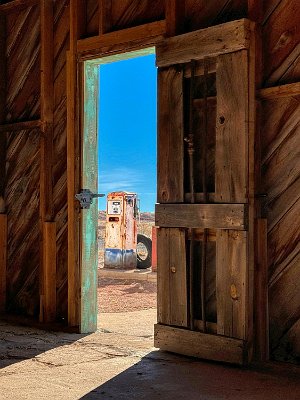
[81,47,155,333]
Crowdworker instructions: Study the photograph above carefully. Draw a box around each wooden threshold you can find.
[155,203,247,230]
[0,119,41,133]
[154,324,247,365]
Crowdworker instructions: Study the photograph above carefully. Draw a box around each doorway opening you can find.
[96,49,157,339]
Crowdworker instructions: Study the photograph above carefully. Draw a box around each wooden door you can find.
[154,19,256,365]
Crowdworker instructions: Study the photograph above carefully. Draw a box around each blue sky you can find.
[98,54,157,212]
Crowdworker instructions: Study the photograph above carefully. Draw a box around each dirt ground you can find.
[98,278,157,313]
[1,280,300,399]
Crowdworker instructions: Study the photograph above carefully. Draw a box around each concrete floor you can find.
[0,311,300,399]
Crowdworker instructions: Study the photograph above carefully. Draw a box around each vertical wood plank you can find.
[248,0,263,23]
[157,66,184,203]
[157,228,187,327]
[157,228,170,324]
[67,0,80,327]
[43,222,57,323]
[0,214,7,313]
[67,49,79,327]
[0,15,6,213]
[254,218,269,361]
[99,0,112,35]
[215,51,248,203]
[169,228,188,327]
[40,0,55,322]
[77,0,87,38]
[247,24,257,361]
[165,0,185,37]
[40,0,54,221]
[216,230,247,340]
[80,61,99,333]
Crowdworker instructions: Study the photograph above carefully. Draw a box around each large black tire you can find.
[137,233,152,269]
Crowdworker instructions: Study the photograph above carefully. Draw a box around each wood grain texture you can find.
[0,214,7,312]
[4,7,41,318]
[254,219,269,361]
[111,0,164,31]
[258,82,300,100]
[52,0,70,323]
[99,0,112,34]
[157,66,184,203]
[216,230,247,340]
[157,228,187,327]
[5,6,41,122]
[78,20,166,55]
[40,0,55,323]
[80,61,99,333]
[0,15,6,211]
[215,50,248,203]
[42,222,57,323]
[0,0,39,14]
[5,129,40,317]
[185,0,248,32]
[262,0,300,85]
[0,119,41,132]
[156,204,247,230]
[156,19,252,67]
[262,94,300,362]
[165,0,185,37]
[154,324,247,365]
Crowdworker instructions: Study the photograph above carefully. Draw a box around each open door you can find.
[154,19,256,365]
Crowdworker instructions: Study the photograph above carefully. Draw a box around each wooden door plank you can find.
[0,214,7,313]
[215,50,249,203]
[42,222,57,323]
[157,66,184,203]
[216,230,247,340]
[156,204,246,230]
[169,228,187,327]
[154,324,247,365]
[157,228,187,327]
[156,19,253,67]
[157,228,170,324]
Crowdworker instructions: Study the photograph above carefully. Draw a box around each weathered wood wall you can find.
[5,5,40,316]
[260,0,300,364]
[0,0,299,362]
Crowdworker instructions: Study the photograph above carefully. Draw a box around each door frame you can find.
[78,47,156,333]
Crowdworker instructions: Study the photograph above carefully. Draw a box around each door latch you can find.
[75,189,105,209]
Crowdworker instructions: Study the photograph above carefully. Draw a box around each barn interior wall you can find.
[0,0,299,363]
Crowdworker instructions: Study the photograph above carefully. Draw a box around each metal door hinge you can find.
[75,189,105,209]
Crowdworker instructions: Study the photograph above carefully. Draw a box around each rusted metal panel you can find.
[104,191,137,270]
[81,61,99,333]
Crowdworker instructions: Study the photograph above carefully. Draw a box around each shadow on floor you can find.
[81,350,300,400]
[0,320,87,369]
